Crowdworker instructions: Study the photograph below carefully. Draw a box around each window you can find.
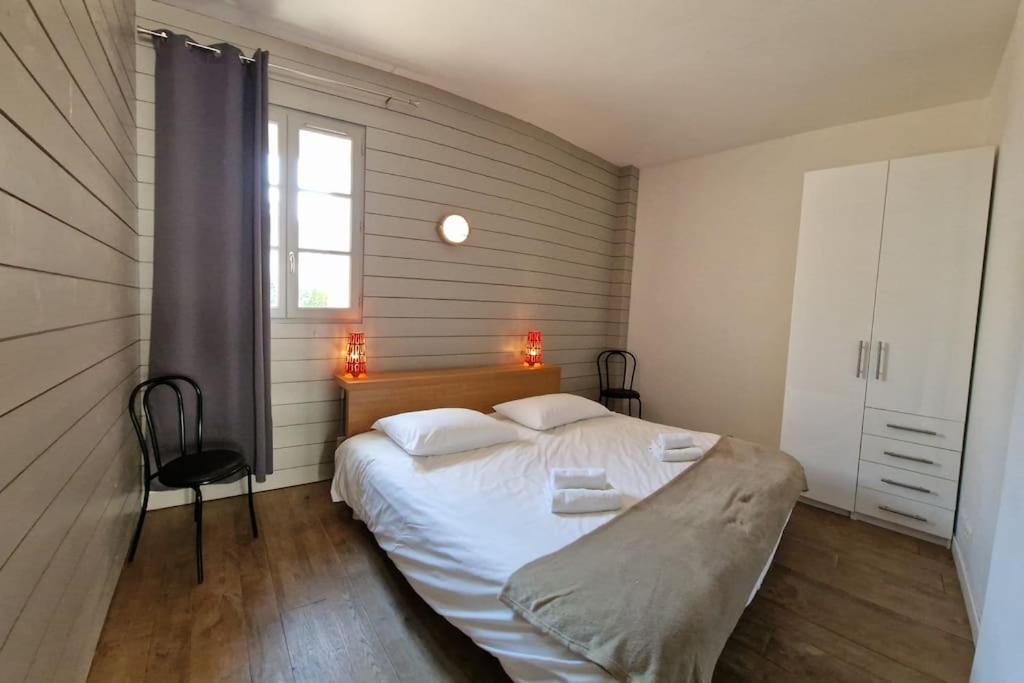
[268,107,365,320]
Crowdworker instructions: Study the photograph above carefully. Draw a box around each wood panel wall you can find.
[0,0,141,680]
[134,1,639,508]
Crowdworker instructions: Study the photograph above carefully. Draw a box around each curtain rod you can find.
[136,27,420,108]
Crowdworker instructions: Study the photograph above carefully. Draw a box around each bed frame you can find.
[335,364,562,436]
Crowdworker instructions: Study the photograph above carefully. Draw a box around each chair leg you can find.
[193,487,204,584]
[246,466,259,539]
[127,480,150,563]
[636,397,643,420]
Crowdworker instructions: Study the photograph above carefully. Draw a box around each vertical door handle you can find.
[875,340,885,380]
[288,250,296,274]
[855,340,865,378]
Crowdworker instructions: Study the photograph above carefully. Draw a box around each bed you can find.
[330,366,791,682]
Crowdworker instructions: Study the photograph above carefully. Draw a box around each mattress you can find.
[331,413,784,682]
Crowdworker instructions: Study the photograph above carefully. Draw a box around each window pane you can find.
[298,129,351,194]
[298,252,350,309]
[269,247,279,308]
[268,121,280,186]
[298,191,351,252]
[269,186,280,248]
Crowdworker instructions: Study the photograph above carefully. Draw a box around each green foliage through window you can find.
[300,289,329,308]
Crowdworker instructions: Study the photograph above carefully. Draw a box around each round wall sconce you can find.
[438,214,470,244]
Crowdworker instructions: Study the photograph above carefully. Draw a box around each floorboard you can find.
[89,482,974,682]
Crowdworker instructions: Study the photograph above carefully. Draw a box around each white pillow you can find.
[492,393,611,431]
[371,408,518,456]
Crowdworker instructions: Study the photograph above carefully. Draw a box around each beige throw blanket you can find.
[499,436,807,683]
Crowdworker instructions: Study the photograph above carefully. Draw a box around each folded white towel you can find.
[655,432,695,450]
[649,445,704,462]
[551,488,622,514]
[551,467,608,490]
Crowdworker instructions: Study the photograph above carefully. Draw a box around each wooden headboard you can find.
[335,365,562,436]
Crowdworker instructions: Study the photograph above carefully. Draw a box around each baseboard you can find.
[851,512,950,547]
[952,535,980,642]
[798,496,851,516]
[148,462,334,509]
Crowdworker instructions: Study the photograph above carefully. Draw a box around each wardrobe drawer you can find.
[862,408,964,450]
[857,461,958,510]
[854,487,954,539]
[859,435,961,481]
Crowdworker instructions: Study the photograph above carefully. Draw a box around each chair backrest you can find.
[128,376,203,479]
[596,350,637,393]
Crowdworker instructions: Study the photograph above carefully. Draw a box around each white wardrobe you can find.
[781,146,994,541]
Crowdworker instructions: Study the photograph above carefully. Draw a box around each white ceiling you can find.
[163,0,1017,167]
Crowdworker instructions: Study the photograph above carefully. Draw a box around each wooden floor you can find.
[89,482,974,682]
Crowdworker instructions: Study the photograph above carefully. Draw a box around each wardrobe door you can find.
[866,147,993,422]
[781,161,888,511]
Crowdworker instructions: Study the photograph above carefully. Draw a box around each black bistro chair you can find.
[597,350,642,418]
[127,376,258,583]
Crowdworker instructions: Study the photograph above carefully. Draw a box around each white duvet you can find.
[331,413,782,682]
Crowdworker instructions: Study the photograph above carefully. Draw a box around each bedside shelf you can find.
[335,364,561,436]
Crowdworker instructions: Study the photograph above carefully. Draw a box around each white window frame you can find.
[269,106,365,321]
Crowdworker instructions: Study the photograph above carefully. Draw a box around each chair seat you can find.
[601,388,640,400]
[158,449,247,487]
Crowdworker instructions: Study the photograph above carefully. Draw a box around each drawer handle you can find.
[886,423,938,436]
[881,478,934,494]
[883,450,936,465]
[878,505,928,523]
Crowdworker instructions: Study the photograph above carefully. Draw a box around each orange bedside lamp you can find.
[523,330,543,368]
[344,332,367,378]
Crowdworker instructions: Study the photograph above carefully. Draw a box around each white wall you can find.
[627,8,1024,661]
[0,0,141,680]
[973,358,1024,680]
[628,100,989,447]
[135,0,637,507]
[959,3,1024,668]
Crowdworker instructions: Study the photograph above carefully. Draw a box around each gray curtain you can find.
[150,32,273,480]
